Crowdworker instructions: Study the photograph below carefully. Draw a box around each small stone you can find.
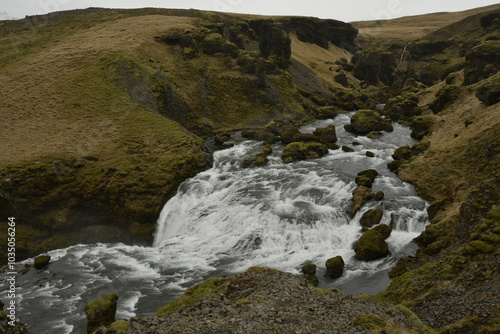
[34,255,51,270]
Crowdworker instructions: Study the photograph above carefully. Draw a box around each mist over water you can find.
[0,113,429,334]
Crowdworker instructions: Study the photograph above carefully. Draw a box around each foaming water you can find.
[0,113,429,333]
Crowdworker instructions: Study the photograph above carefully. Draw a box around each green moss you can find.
[392,145,412,160]
[354,229,389,261]
[355,175,373,188]
[313,287,344,295]
[282,142,329,163]
[466,240,496,254]
[108,320,130,333]
[246,266,280,275]
[410,115,434,140]
[156,277,228,317]
[389,305,437,334]
[352,314,387,331]
[360,209,383,229]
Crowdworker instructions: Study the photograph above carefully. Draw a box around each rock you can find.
[302,263,317,275]
[352,50,397,86]
[313,124,337,145]
[357,169,379,182]
[203,33,238,56]
[372,224,392,239]
[463,40,500,85]
[351,186,375,217]
[108,320,130,334]
[325,256,345,278]
[291,133,319,142]
[367,131,381,139]
[354,229,389,261]
[355,175,373,188]
[34,255,51,270]
[411,140,430,155]
[278,124,300,144]
[360,209,383,229]
[242,144,273,168]
[374,191,385,201]
[410,115,434,140]
[334,73,349,87]
[344,110,393,136]
[365,151,375,157]
[312,106,339,120]
[282,142,329,163]
[387,160,402,171]
[342,145,355,153]
[84,294,119,334]
[241,130,276,144]
[392,145,412,160]
[383,94,421,122]
[429,85,461,113]
[475,76,500,106]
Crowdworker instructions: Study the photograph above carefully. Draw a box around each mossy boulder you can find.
[34,255,51,270]
[360,209,383,229]
[367,131,381,139]
[342,145,355,153]
[277,124,300,144]
[464,40,500,85]
[373,224,393,239]
[351,186,375,217]
[429,85,461,113]
[203,33,238,56]
[303,273,319,286]
[475,75,500,106]
[334,73,349,87]
[301,263,317,275]
[84,294,118,334]
[383,94,421,121]
[108,320,130,333]
[410,115,434,140]
[366,151,375,157]
[392,145,412,160]
[313,124,337,146]
[352,314,387,331]
[354,229,389,261]
[357,169,379,182]
[242,144,273,168]
[344,110,393,135]
[282,142,329,163]
[411,140,431,155]
[355,175,373,188]
[387,160,402,172]
[325,256,345,278]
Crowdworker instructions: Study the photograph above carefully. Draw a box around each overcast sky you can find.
[1,0,499,22]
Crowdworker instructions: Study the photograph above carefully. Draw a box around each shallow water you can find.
[0,113,428,333]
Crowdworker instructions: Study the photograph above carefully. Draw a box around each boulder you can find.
[383,94,421,121]
[387,160,402,172]
[411,140,430,155]
[242,144,273,168]
[351,186,375,217]
[342,146,355,153]
[278,124,300,144]
[374,191,385,201]
[301,263,317,275]
[392,145,412,160]
[357,169,379,182]
[344,110,393,136]
[303,273,319,287]
[429,85,461,113]
[354,229,389,261]
[367,131,381,139]
[84,294,119,334]
[355,175,373,188]
[360,209,383,229]
[34,255,51,270]
[372,224,393,239]
[463,40,500,85]
[475,76,500,106]
[282,142,329,163]
[203,33,238,56]
[325,256,345,278]
[313,124,337,145]
[410,115,434,140]
[334,73,349,87]
[365,151,375,157]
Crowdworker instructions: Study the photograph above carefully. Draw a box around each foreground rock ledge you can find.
[95,267,436,334]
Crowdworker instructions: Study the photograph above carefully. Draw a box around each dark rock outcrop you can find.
[475,75,500,105]
[352,50,397,86]
[344,110,393,135]
[282,142,329,163]
[463,40,500,85]
[429,85,461,113]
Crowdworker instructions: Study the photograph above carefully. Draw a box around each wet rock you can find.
[344,110,393,136]
[342,146,355,153]
[278,124,300,144]
[355,175,373,188]
[392,145,412,160]
[365,151,375,157]
[313,124,337,146]
[34,255,51,270]
[411,140,431,155]
[387,160,402,172]
[360,209,383,229]
[357,169,378,183]
[282,142,329,163]
[354,229,389,261]
[242,144,273,168]
[325,256,345,278]
[372,224,392,239]
[367,131,381,139]
[351,186,375,217]
[374,191,385,201]
[84,294,119,334]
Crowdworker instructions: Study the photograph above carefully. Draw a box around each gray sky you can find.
[1,0,499,22]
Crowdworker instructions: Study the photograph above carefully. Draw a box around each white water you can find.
[0,113,429,334]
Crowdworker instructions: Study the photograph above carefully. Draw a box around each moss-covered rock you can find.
[344,110,393,135]
[373,224,392,239]
[325,256,345,278]
[475,75,500,106]
[34,255,51,270]
[313,124,337,146]
[301,263,317,275]
[355,175,373,188]
[303,273,319,286]
[464,40,500,85]
[360,209,383,229]
[411,139,431,155]
[410,115,434,140]
[357,169,379,182]
[342,145,355,153]
[277,124,300,144]
[387,160,402,172]
[351,186,375,217]
[366,151,375,157]
[84,294,118,334]
[108,320,130,334]
[383,94,421,122]
[242,144,273,168]
[367,131,382,139]
[429,85,461,113]
[203,33,238,56]
[282,142,329,163]
[374,191,385,201]
[392,145,412,160]
[354,229,389,261]
[352,314,387,331]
